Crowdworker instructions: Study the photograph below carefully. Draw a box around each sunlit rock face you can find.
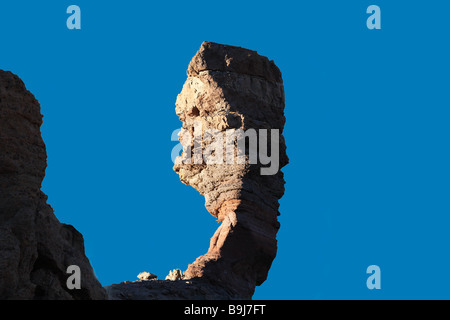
[0,41,287,300]
[174,42,288,299]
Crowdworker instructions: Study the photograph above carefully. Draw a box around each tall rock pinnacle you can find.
[0,70,106,299]
[174,41,288,298]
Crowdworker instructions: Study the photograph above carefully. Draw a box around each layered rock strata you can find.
[0,70,106,300]
[0,41,287,300]
[108,41,287,300]
[173,41,288,298]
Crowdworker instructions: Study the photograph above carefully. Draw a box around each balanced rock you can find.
[80,41,288,300]
[174,41,288,299]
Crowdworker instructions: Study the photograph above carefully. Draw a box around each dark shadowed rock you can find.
[107,41,287,300]
[105,278,234,300]
[0,70,106,300]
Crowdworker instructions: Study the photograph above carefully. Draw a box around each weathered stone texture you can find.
[0,70,106,300]
[174,41,288,299]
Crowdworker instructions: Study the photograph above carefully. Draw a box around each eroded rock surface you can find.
[166,269,185,281]
[137,272,158,280]
[0,41,287,300]
[174,41,288,299]
[0,70,106,300]
[108,41,287,300]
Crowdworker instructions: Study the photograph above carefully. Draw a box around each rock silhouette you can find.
[109,42,287,299]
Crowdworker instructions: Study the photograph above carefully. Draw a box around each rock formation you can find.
[137,272,158,281]
[0,70,106,299]
[173,41,288,298]
[107,41,287,300]
[105,277,233,300]
[166,269,185,281]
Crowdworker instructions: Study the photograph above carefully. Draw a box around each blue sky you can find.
[1,1,449,299]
